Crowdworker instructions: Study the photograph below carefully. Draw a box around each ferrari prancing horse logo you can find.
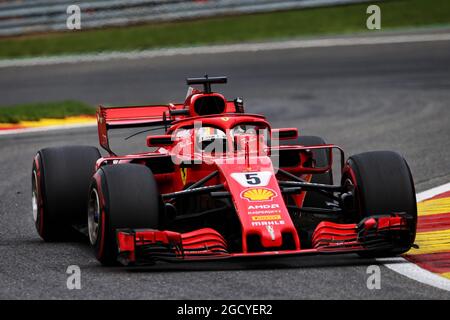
[180,167,188,185]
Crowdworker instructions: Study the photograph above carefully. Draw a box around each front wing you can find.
[116,215,411,266]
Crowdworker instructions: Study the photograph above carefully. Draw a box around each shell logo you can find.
[241,188,277,202]
[180,167,188,185]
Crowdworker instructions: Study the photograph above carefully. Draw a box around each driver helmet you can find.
[196,127,227,152]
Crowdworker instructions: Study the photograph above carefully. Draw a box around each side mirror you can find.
[272,128,298,140]
[146,135,173,148]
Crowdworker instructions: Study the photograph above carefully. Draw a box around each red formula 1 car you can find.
[32,76,417,266]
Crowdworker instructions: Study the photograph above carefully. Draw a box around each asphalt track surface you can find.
[0,31,450,299]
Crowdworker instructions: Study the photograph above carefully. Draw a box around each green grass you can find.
[0,0,449,59]
[0,101,95,123]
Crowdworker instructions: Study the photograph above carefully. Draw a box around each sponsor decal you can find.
[251,215,281,221]
[180,167,188,185]
[251,220,285,227]
[248,204,279,210]
[248,210,281,215]
[241,187,277,202]
[247,203,281,215]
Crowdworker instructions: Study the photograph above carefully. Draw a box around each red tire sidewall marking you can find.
[34,153,45,236]
[93,172,106,260]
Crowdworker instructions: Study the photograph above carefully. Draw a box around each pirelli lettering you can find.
[251,215,282,221]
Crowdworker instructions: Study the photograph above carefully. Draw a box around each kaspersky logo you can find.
[241,188,277,202]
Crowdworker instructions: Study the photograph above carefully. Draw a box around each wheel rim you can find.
[32,170,38,223]
[88,188,100,245]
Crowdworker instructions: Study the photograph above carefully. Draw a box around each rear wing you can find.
[97,104,174,155]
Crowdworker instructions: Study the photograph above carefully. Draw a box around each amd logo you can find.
[248,204,280,210]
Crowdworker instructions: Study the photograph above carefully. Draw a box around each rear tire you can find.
[88,164,161,266]
[32,146,100,241]
[342,151,417,257]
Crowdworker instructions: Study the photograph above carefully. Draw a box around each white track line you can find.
[416,183,450,202]
[1,32,450,68]
[380,257,450,292]
[378,183,450,292]
[0,122,96,136]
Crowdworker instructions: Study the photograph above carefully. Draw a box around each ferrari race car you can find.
[31,76,417,266]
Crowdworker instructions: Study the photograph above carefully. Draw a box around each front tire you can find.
[89,164,161,265]
[342,151,417,257]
